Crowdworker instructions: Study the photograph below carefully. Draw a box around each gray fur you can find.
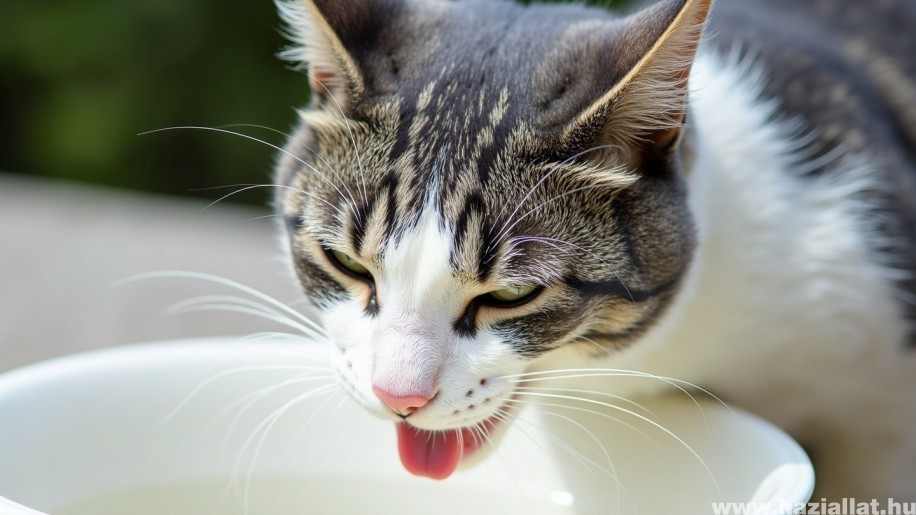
[276,0,701,354]
[272,0,916,498]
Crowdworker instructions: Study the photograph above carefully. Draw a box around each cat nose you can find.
[372,386,432,416]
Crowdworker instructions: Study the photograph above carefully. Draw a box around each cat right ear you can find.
[277,0,371,109]
[539,0,712,169]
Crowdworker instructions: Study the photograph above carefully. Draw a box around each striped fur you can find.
[273,0,916,498]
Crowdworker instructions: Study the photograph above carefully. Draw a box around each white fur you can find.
[535,47,916,498]
[323,198,528,430]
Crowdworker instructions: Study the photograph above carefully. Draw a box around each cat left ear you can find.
[278,0,375,109]
[559,0,712,167]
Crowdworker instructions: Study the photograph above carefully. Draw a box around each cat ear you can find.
[557,0,712,167]
[277,0,373,109]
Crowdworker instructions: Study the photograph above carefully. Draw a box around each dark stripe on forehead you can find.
[351,171,401,255]
[350,199,369,252]
[609,201,641,267]
[379,171,399,243]
[451,191,497,281]
[451,193,483,254]
[388,97,413,164]
[475,111,511,185]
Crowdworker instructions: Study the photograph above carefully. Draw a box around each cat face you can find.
[274,0,708,478]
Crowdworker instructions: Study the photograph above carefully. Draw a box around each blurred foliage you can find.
[0,0,631,205]
[0,0,305,205]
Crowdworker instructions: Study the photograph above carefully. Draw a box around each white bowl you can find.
[0,338,813,514]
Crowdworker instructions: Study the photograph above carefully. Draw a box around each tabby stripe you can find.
[388,100,414,164]
[564,274,682,303]
[378,171,399,244]
[475,118,509,185]
[283,213,305,233]
[349,200,369,253]
[580,301,667,344]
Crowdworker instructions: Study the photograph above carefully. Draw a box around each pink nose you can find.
[372,386,432,415]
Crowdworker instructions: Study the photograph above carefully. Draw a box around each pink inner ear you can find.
[309,67,338,95]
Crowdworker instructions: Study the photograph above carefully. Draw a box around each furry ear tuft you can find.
[562,0,713,167]
[277,0,368,109]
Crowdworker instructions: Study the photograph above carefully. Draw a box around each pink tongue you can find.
[396,423,466,480]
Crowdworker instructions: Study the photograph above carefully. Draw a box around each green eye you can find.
[488,285,537,303]
[330,249,371,277]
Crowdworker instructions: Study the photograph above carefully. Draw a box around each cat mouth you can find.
[394,400,513,480]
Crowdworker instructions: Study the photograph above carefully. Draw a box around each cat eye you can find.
[486,285,539,305]
[327,249,372,278]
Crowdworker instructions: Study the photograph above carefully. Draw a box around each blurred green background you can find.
[0,0,630,206]
[1,0,306,206]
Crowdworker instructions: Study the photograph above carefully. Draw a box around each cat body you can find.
[273,0,916,498]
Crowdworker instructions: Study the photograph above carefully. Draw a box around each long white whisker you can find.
[218,375,336,448]
[509,236,636,303]
[161,366,330,424]
[167,300,324,340]
[532,407,623,515]
[507,397,656,448]
[509,391,720,495]
[504,368,733,417]
[307,74,369,219]
[510,182,613,234]
[114,271,327,337]
[513,385,653,416]
[483,409,548,513]
[233,383,338,513]
[233,331,329,348]
[508,410,623,512]
[294,391,348,441]
[491,144,620,246]
[215,123,292,139]
[138,126,354,216]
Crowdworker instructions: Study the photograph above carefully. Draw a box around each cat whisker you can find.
[204,183,339,213]
[513,385,653,416]
[506,397,655,449]
[470,415,545,512]
[508,391,720,494]
[232,382,340,513]
[233,330,329,347]
[505,182,621,240]
[482,408,548,510]
[508,235,636,303]
[272,128,362,222]
[214,123,293,139]
[521,404,624,514]
[161,365,332,425]
[575,334,616,355]
[294,391,349,442]
[505,407,626,514]
[503,367,733,416]
[166,295,325,340]
[139,125,356,218]
[307,74,370,222]
[218,374,336,449]
[114,271,327,338]
[511,400,618,476]
[490,144,620,247]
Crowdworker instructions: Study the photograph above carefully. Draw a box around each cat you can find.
[271,0,916,500]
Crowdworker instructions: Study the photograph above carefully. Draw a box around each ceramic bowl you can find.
[0,338,814,514]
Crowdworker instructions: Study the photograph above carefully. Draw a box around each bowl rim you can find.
[0,338,815,515]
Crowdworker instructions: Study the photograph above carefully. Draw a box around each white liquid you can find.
[57,477,576,515]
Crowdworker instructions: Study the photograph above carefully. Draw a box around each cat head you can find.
[273,0,710,476]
